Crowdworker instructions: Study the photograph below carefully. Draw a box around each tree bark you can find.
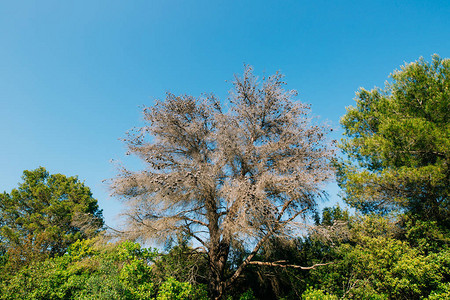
[205,190,231,299]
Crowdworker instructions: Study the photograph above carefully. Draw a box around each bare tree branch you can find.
[248,261,333,269]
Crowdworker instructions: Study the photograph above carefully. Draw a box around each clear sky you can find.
[1,0,449,227]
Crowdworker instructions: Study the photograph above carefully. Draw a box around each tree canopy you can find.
[337,55,449,227]
[112,66,334,298]
[0,167,104,266]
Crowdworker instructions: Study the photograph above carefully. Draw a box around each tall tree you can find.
[337,55,449,226]
[0,167,104,265]
[112,67,334,298]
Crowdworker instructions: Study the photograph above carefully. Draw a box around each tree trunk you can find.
[205,192,231,299]
[208,240,230,300]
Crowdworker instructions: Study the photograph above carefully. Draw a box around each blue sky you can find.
[1,0,449,227]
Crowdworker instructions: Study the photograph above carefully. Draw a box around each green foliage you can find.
[308,214,449,299]
[238,289,255,300]
[71,258,129,300]
[152,244,208,287]
[337,55,449,226]
[156,277,207,300]
[315,205,350,226]
[301,287,338,300]
[330,55,450,299]
[0,239,209,300]
[116,241,158,300]
[0,167,104,269]
[401,216,450,254]
[426,282,450,300]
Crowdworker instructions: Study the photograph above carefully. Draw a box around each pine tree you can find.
[112,67,334,298]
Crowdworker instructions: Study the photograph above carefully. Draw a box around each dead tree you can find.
[112,66,334,299]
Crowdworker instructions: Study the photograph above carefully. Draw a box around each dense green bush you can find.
[301,287,338,300]
[0,239,208,300]
[306,214,449,300]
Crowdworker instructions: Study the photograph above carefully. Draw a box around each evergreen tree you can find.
[337,55,449,227]
[0,167,104,267]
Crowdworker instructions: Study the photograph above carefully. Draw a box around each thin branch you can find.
[248,261,333,270]
[173,205,206,217]
[282,207,308,224]
[278,198,296,220]
[277,193,311,221]
[191,246,208,254]
[104,224,125,234]
[223,230,272,290]
[181,216,208,227]
[183,227,207,248]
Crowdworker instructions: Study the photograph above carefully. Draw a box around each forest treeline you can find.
[0,55,448,299]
